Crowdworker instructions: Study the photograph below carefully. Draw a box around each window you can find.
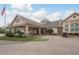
[71,24,74,27]
[73,15,76,18]
[75,23,79,27]
[71,28,74,31]
[65,25,68,32]
[75,28,78,31]
[65,28,68,31]
[71,23,79,32]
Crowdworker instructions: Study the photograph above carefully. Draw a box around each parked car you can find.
[62,32,68,37]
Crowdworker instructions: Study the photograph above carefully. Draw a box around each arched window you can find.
[71,23,79,32]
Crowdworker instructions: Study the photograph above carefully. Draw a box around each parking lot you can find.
[0,35,79,55]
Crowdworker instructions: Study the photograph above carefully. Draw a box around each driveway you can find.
[0,35,79,55]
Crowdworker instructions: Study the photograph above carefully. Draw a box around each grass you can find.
[0,36,48,41]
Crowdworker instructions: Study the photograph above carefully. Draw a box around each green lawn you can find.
[0,36,48,41]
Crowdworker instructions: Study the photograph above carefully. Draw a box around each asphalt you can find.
[0,35,79,55]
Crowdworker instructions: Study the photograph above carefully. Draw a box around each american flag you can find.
[1,6,5,15]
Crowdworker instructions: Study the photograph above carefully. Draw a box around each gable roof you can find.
[10,15,46,28]
[63,12,79,23]
[10,14,63,28]
[45,19,63,28]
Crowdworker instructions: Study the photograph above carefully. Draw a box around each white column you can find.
[25,25,28,35]
[12,28,15,33]
[68,22,71,33]
[44,29,46,34]
[63,23,65,32]
[39,28,41,35]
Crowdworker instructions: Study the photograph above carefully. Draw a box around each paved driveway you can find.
[0,35,79,55]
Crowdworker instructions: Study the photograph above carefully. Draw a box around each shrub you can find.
[47,28,53,34]
[6,31,14,37]
[14,30,25,37]
[5,30,26,38]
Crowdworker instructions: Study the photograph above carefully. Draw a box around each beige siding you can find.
[12,17,25,27]
[63,14,79,34]
[66,15,79,22]
[52,28,58,34]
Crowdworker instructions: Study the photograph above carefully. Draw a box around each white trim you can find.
[25,25,28,35]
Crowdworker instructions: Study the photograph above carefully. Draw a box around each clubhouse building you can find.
[63,12,79,34]
[10,15,63,35]
[10,12,79,35]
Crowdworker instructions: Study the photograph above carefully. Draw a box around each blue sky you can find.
[32,4,79,12]
[0,4,79,27]
[0,4,79,12]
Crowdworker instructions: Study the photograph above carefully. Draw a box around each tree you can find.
[0,27,5,33]
[47,28,53,34]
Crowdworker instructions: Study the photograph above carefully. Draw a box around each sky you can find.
[0,4,79,27]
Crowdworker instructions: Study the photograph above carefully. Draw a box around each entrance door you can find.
[58,27,62,35]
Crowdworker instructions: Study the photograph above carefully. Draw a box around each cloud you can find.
[66,10,74,14]
[0,10,16,27]
[2,4,33,26]
[11,4,33,18]
[62,10,74,19]
[5,5,63,24]
[6,10,9,14]
[47,12,61,21]
[11,4,32,12]
[47,11,74,21]
[32,8,47,19]
[10,9,75,23]
[12,10,19,13]
[0,4,76,27]
[47,10,74,21]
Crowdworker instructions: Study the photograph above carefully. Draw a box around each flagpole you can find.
[4,5,6,35]
[1,5,6,36]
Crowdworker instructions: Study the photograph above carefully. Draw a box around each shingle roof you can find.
[45,19,63,28]
[11,15,46,28]
[11,15,63,28]
[63,12,79,22]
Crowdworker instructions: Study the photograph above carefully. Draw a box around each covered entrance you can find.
[57,27,63,35]
[11,25,47,35]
